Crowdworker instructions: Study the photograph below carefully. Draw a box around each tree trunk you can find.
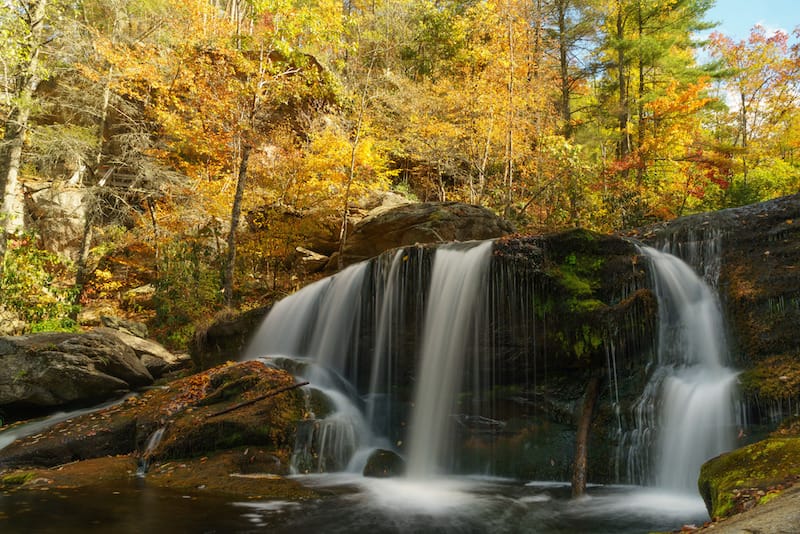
[223,143,251,307]
[337,57,374,270]
[616,2,630,166]
[636,0,645,185]
[503,9,515,216]
[71,195,95,318]
[557,0,573,139]
[0,0,49,271]
[572,374,601,498]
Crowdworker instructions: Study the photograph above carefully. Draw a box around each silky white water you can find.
[640,246,738,491]
[405,241,493,477]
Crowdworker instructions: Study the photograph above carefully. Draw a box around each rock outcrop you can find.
[94,327,190,378]
[0,332,153,411]
[637,193,800,424]
[698,437,800,519]
[190,307,270,370]
[0,361,304,470]
[25,184,88,261]
[339,201,515,266]
[0,329,187,414]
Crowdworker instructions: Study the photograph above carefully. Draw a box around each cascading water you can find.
[244,242,494,476]
[243,232,738,497]
[636,245,739,492]
[245,261,380,473]
[405,241,493,477]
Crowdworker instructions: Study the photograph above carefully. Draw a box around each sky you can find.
[706,0,800,40]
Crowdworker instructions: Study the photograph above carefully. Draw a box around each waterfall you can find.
[405,241,493,477]
[244,241,494,476]
[243,232,738,489]
[137,426,166,477]
[639,246,738,492]
[244,261,379,473]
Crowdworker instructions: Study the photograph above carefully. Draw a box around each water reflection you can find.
[1,476,709,533]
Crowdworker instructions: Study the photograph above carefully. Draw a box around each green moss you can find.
[698,437,800,519]
[550,248,607,314]
[758,491,781,506]
[1,471,36,486]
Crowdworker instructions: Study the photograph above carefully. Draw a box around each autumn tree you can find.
[0,0,49,270]
[708,25,800,206]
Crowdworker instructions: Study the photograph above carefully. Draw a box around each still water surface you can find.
[1,475,708,533]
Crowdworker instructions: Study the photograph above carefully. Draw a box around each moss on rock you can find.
[698,437,800,519]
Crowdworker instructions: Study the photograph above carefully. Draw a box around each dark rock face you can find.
[340,202,515,266]
[0,361,304,469]
[0,332,153,410]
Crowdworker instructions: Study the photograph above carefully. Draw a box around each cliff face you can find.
[637,193,800,430]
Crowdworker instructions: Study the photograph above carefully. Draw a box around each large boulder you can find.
[698,437,800,519]
[0,332,153,411]
[339,202,515,266]
[363,448,406,478]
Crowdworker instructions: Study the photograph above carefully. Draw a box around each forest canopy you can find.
[0,0,798,345]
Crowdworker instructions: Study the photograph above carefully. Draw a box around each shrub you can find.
[1,233,78,328]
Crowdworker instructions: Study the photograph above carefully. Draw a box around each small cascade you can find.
[137,426,166,477]
[634,246,738,492]
[244,262,383,474]
[284,358,382,474]
[405,241,493,477]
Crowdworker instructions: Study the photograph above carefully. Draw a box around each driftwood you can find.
[206,381,309,418]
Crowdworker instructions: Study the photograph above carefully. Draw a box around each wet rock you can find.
[697,437,800,519]
[363,448,406,478]
[190,307,270,370]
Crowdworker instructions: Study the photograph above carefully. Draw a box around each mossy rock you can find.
[698,437,800,519]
